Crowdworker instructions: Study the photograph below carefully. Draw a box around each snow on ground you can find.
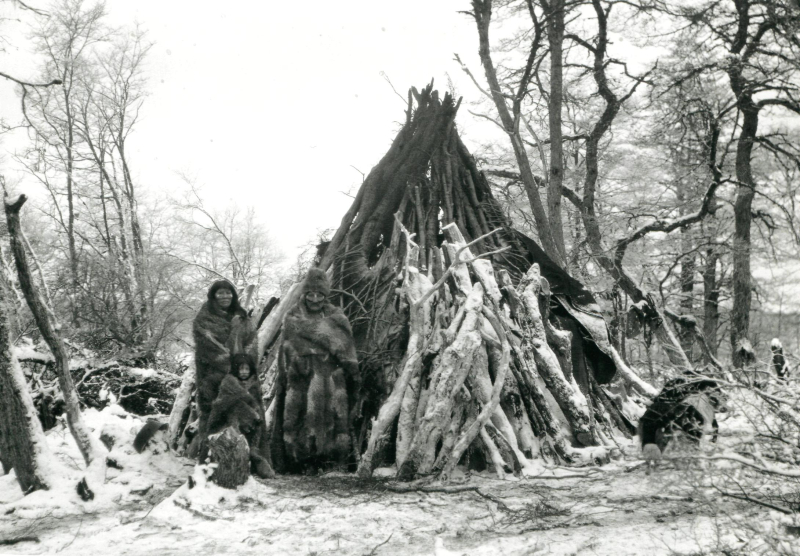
[0,402,787,556]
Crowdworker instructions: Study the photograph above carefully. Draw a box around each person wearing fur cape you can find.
[188,280,258,460]
[270,268,360,473]
[208,353,275,478]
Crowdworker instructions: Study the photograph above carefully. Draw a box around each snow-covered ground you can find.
[0,403,793,555]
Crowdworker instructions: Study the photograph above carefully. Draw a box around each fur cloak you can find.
[208,370,274,477]
[188,281,250,460]
[208,374,262,435]
[271,301,360,472]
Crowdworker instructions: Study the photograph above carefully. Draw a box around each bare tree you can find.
[20,0,108,326]
[168,177,283,304]
[462,0,567,266]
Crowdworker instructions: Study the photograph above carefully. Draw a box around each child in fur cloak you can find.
[188,280,255,461]
[208,353,275,479]
[270,268,361,474]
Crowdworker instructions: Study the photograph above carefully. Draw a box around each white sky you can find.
[0,0,487,260]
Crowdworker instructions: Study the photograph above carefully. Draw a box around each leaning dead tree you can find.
[258,84,652,482]
[5,195,105,467]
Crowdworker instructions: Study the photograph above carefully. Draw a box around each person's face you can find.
[215,288,233,309]
[305,291,325,313]
[237,363,251,380]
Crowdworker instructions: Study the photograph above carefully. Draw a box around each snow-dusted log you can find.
[517,264,595,446]
[397,284,485,481]
[440,309,510,480]
[506,332,574,461]
[256,283,301,368]
[607,346,658,397]
[0,276,58,493]
[167,368,196,451]
[357,265,434,478]
[5,195,105,467]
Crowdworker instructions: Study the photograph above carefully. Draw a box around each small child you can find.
[208,353,274,478]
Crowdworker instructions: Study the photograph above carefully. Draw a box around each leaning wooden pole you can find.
[5,195,102,466]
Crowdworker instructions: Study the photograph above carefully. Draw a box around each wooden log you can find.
[357,265,433,478]
[486,423,521,477]
[479,426,507,479]
[397,284,485,481]
[589,375,636,437]
[167,368,195,451]
[445,225,526,469]
[439,307,510,480]
[396,357,423,467]
[507,335,573,462]
[441,243,473,299]
[208,426,250,489]
[517,264,595,446]
[498,361,538,459]
[607,346,658,397]
[465,339,530,468]
[431,397,467,472]
[256,282,301,367]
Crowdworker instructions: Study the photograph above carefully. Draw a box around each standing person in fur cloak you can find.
[270,268,360,473]
[189,280,255,460]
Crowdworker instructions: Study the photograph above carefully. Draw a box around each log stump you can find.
[208,426,250,489]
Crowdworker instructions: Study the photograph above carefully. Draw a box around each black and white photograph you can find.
[0,0,798,554]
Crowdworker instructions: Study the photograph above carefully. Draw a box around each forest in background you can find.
[0,0,797,378]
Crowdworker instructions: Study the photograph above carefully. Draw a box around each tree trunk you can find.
[679,229,695,360]
[730,105,758,368]
[545,0,567,262]
[0,272,55,494]
[208,426,250,489]
[471,0,564,266]
[702,247,719,358]
[5,195,102,466]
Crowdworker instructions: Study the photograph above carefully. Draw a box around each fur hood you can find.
[206,280,247,319]
[303,268,331,297]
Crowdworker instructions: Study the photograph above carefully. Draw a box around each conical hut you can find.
[253,84,652,481]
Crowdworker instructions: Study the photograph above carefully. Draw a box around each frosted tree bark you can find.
[167,368,196,451]
[0,276,56,493]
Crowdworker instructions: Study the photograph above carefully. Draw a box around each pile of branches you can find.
[18,349,180,429]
